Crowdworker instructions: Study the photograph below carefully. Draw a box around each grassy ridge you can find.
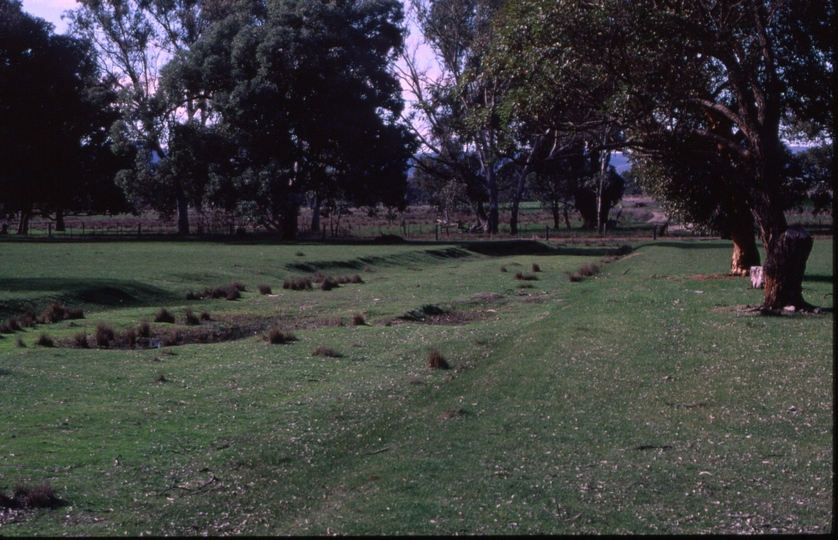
[0,239,832,534]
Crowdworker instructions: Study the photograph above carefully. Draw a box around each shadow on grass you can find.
[804,274,833,284]
[0,278,179,317]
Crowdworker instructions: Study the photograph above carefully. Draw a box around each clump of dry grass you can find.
[95,324,115,348]
[137,320,151,338]
[352,313,366,326]
[36,332,54,347]
[428,349,450,370]
[154,308,175,324]
[283,277,313,291]
[500,265,507,273]
[16,336,25,347]
[312,346,342,358]
[0,483,62,509]
[569,263,600,282]
[515,271,539,281]
[121,328,137,349]
[38,303,84,324]
[161,330,181,347]
[258,284,272,295]
[200,311,211,321]
[72,332,90,349]
[532,263,542,272]
[184,309,200,326]
[267,328,296,344]
[154,374,167,383]
[320,277,339,291]
[350,274,363,283]
[230,280,246,292]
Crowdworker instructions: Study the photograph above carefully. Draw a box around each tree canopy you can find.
[491,0,833,309]
[0,0,127,233]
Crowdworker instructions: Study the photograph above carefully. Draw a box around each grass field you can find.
[0,237,832,534]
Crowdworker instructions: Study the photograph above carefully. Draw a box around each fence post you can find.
[435,224,438,241]
[546,225,549,241]
[48,223,52,236]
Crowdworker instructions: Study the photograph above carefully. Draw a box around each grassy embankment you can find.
[0,238,832,534]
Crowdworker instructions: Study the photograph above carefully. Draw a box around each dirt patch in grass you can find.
[689,273,742,281]
[392,309,490,326]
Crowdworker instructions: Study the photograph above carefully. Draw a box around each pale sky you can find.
[20,0,75,33]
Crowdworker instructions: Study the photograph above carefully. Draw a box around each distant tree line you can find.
[0,0,832,308]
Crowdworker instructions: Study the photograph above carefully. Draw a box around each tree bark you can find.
[17,206,31,235]
[310,193,321,232]
[55,208,66,232]
[487,167,499,234]
[727,211,760,276]
[762,225,813,310]
[176,190,189,236]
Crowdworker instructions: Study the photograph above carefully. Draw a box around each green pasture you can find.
[0,238,832,534]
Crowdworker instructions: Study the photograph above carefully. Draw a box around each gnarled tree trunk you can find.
[762,225,813,310]
[727,209,760,276]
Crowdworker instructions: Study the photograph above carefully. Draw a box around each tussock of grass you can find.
[154,308,175,324]
[312,346,342,358]
[514,271,539,281]
[258,284,272,295]
[36,332,54,347]
[137,320,151,338]
[267,328,296,344]
[95,324,115,348]
[38,303,84,324]
[184,309,200,326]
[532,263,541,272]
[428,349,449,370]
[0,483,62,509]
[352,313,366,326]
[121,328,137,349]
[72,332,89,349]
[15,336,25,347]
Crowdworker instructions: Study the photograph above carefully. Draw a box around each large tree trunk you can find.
[727,210,760,276]
[55,208,66,232]
[17,207,31,235]
[310,193,321,233]
[487,166,499,234]
[176,191,189,235]
[762,225,813,310]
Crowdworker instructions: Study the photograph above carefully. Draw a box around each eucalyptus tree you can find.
[66,0,225,234]
[400,0,509,233]
[159,0,416,239]
[492,0,833,309]
[0,0,127,233]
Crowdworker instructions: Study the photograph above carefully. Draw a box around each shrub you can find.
[312,346,342,358]
[184,309,200,326]
[72,332,89,349]
[258,284,272,295]
[428,349,450,370]
[36,332,54,347]
[352,313,366,326]
[154,308,175,323]
[532,263,542,272]
[95,324,115,348]
[137,320,151,338]
[267,328,296,344]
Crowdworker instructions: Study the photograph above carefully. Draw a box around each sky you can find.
[20,0,73,33]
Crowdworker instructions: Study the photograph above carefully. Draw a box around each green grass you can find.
[0,238,832,534]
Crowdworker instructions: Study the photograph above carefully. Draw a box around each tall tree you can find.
[0,0,127,233]
[159,0,416,239]
[66,0,222,234]
[493,0,833,309]
[400,0,508,233]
